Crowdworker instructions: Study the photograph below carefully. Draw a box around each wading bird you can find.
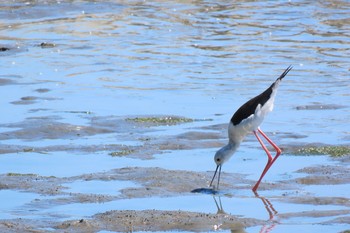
[210,66,292,192]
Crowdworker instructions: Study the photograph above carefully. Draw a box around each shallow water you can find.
[1,0,350,232]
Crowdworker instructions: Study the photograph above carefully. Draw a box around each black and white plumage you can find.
[210,66,292,192]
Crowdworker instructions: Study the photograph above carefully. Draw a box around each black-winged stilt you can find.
[210,66,292,192]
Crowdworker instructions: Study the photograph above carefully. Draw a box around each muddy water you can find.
[0,1,350,232]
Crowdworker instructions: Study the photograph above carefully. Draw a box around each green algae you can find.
[7,173,37,177]
[6,173,56,178]
[126,116,194,126]
[296,146,350,157]
[109,149,135,157]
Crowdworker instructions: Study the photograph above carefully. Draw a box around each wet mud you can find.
[57,209,257,232]
[0,163,350,232]
[0,115,349,232]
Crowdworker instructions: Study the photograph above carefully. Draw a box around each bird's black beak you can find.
[210,164,222,189]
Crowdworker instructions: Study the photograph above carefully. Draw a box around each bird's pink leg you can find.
[253,131,272,192]
[252,129,281,192]
[258,128,281,169]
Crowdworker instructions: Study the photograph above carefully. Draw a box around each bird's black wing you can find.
[230,84,273,126]
[230,66,292,126]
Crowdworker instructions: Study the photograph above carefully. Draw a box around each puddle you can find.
[15,193,349,233]
[303,184,350,198]
[151,147,338,186]
[0,190,39,219]
[0,152,144,177]
[246,224,349,233]
[13,194,343,221]
[0,147,336,180]
[63,180,140,195]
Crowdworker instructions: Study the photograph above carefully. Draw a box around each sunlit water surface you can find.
[1,1,350,232]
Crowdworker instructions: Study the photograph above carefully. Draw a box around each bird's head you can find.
[210,145,235,189]
[214,150,224,166]
[213,145,233,166]
[210,143,239,189]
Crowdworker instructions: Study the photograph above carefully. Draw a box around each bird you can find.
[210,66,292,192]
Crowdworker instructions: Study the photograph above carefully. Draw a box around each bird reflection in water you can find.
[254,192,278,233]
[211,193,278,233]
[212,195,247,233]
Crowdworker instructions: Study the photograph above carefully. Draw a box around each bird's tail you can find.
[276,65,293,81]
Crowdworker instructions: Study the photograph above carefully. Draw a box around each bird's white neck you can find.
[226,141,240,153]
[218,141,240,163]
